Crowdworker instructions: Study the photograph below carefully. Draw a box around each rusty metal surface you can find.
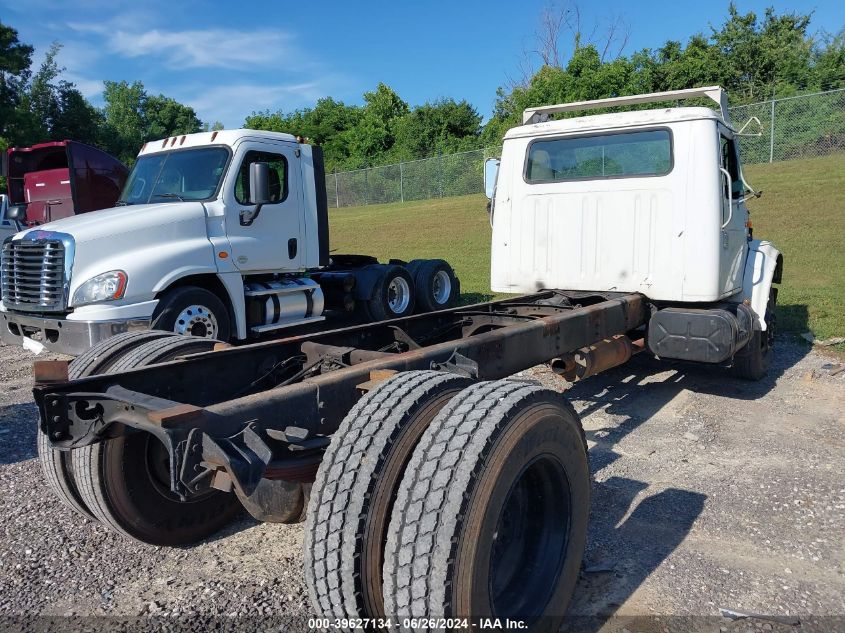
[33,291,647,500]
[32,360,69,384]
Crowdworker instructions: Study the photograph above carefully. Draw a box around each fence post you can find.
[364,167,369,206]
[399,161,404,203]
[334,171,339,208]
[769,100,776,163]
[438,149,443,198]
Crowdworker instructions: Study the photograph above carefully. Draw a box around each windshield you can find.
[118,147,230,205]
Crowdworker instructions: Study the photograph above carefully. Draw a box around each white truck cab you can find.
[0,130,459,354]
[486,87,783,379]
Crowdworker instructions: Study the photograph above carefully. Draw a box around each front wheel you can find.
[151,286,231,342]
[732,288,777,381]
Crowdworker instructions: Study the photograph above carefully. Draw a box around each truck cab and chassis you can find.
[26,87,781,628]
[0,131,460,355]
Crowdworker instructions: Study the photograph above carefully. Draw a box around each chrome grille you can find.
[1,239,67,312]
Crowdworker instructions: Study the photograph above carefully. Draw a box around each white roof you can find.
[138,128,297,155]
[505,106,723,140]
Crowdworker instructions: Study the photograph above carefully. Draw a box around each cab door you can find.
[717,129,748,296]
[224,140,304,272]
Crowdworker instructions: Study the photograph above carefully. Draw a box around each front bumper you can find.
[0,311,151,356]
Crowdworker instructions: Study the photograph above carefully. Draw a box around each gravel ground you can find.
[0,337,843,629]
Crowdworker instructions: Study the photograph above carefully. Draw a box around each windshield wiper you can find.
[152,193,186,202]
[115,201,130,206]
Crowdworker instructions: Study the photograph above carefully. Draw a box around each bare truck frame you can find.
[34,291,644,625]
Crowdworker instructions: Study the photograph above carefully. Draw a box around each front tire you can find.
[151,286,231,342]
[732,288,777,381]
[383,380,590,631]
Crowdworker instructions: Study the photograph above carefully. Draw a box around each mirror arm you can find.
[239,203,264,227]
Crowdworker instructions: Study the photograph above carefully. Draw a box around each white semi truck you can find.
[34,87,782,628]
[0,130,459,355]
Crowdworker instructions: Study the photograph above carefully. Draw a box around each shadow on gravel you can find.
[561,338,807,625]
[565,337,809,473]
[0,402,38,464]
[569,476,707,626]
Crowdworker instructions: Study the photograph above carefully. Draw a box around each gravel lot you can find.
[0,337,843,628]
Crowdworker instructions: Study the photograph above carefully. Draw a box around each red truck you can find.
[1,140,128,235]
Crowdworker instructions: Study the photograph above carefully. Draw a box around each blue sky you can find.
[2,0,843,127]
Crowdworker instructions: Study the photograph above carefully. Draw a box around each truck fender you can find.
[154,271,248,341]
[740,240,783,331]
[351,265,389,301]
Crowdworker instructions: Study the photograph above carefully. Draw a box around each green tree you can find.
[393,99,482,159]
[102,80,202,163]
[0,20,34,142]
[101,80,147,162]
[144,94,202,140]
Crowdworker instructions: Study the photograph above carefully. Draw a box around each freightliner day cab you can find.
[31,87,781,628]
[0,130,460,354]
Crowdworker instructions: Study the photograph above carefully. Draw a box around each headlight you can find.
[72,271,127,306]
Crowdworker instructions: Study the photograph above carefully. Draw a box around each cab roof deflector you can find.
[522,86,730,126]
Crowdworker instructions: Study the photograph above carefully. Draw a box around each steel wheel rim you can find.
[489,454,571,620]
[432,270,452,305]
[174,304,218,338]
[387,277,411,314]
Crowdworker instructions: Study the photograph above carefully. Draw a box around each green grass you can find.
[329,154,845,339]
[744,155,845,340]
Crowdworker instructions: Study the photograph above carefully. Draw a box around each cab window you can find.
[720,136,743,197]
[525,129,672,183]
[235,151,288,204]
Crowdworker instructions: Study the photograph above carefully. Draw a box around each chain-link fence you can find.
[327,88,845,208]
[730,88,845,164]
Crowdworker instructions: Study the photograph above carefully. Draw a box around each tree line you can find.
[1,3,843,174]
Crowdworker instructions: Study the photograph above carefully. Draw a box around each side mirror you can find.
[249,162,271,205]
[5,202,27,232]
[6,203,27,222]
[0,150,8,178]
[484,158,500,200]
[241,162,271,226]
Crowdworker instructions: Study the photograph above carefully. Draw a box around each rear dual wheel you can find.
[406,259,460,312]
[38,332,241,545]
[38,330,177,520]
[305,375,589,630]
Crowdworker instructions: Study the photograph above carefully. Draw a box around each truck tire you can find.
[732,289,776,381]
[151,286,231,342]
[71,336,242,545]
[364,265,416,322]
[305,371,472,620]
[37,330,178,520]
[383,380,590,631]
[412,259,459,312]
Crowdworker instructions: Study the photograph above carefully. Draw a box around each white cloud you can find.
[176,81,329,128]
[68,22,298,69]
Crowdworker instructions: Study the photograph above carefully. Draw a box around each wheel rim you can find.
[142,434,214,503]
[174,304,218,338]
[432,270,452,305]
[387,277,411,314]
[489,455,571,620]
